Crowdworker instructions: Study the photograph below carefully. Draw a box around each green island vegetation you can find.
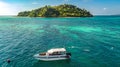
[17,4,93,17]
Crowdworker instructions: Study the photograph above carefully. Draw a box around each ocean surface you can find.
[0,16,120,67]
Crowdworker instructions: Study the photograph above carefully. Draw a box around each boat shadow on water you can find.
[32,59,71,67]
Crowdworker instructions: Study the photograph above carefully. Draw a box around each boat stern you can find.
[66,52,71,58]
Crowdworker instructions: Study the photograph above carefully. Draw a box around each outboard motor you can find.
[66,53,71,56]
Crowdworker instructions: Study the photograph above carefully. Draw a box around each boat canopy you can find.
[47,48,66,53]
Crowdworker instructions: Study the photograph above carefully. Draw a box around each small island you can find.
[17,4,93,17]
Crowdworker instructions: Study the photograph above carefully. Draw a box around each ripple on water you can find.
[0,17,120,67]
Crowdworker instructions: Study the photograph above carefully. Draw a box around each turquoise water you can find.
[0,16,120,67]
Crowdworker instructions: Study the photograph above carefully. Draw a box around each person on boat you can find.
[7,59,11,63]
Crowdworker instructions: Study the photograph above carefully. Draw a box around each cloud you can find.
[64,0,69,2]
[64,0,92,2]
[63,0,70,3]
[32,2,38,5]
[82,0,91,2]
[0,1,18,15]
[103,8,107,10]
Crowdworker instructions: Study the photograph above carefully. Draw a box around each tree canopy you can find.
[17,4,93,17]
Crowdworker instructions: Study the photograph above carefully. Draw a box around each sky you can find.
[0,0,120,15]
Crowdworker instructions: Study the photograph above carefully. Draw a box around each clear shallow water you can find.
[0,16,120,67]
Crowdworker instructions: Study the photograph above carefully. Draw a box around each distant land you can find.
[17,4,93,17]
[110,14,120,16]
[94,14,120,17]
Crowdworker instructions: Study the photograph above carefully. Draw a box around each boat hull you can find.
[34,54,70,61]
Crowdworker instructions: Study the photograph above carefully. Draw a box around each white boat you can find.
[34,48,71,61]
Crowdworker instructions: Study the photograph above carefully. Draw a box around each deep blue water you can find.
[0,16,120,67]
